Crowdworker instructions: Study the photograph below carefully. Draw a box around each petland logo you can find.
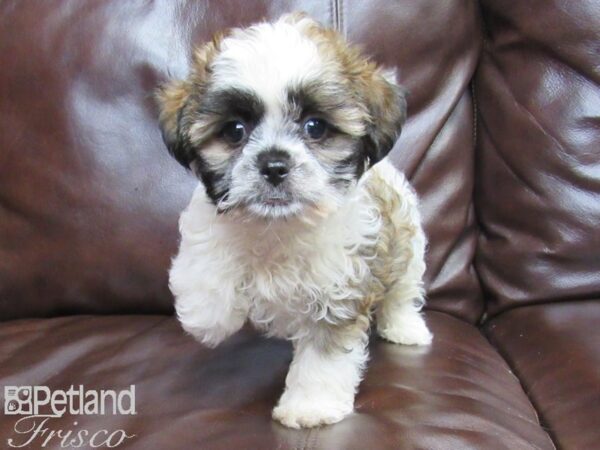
[4,385,136,448]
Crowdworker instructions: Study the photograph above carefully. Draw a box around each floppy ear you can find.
[155,79,194,168]
[155,36,225,168]
[362,68,407,166]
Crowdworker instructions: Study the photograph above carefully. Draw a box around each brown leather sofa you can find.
[1,1,598,449]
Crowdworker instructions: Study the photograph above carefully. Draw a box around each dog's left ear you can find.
[155,34,226,169]
[362,68,407,166]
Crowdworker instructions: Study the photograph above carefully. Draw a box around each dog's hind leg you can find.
[366,160,432,346]
[375,224,432,346]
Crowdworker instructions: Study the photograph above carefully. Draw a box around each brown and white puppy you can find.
[157,13,432,429]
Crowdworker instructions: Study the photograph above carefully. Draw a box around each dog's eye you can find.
[303,118,327,140]
[221,121,246,144]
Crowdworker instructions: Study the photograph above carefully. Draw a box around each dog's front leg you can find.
[170,254,248,348]
[272,329,368,428]
[173,288,248,348]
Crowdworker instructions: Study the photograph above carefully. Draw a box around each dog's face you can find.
[157,13,406,220]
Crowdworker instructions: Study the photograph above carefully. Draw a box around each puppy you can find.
[156,13,432,429]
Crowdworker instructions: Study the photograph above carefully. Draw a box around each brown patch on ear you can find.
[155,79,193,167]
[286,14,406,165]
[155,33,227,168]
[361,69,407,165]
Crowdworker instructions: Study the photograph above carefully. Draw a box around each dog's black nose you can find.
[257,150,290,186]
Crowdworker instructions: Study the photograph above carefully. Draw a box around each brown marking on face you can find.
[283,12,407,164]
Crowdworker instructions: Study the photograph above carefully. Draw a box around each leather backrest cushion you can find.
[475,0,600,315]
[0,1,482,321]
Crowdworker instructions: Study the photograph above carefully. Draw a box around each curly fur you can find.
[160,13,432,429]
[170,160,432,428]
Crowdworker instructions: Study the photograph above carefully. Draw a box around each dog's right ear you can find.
[155,79,194,168]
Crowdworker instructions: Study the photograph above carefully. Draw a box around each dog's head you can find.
[157,13,406,220]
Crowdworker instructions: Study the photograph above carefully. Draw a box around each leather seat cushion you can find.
[486,301,600,450]
[0,311,553,449]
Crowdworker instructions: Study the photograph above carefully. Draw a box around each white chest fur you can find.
[170,179,382,343]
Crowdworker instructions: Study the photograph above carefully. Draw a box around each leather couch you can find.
[1,1,598,449]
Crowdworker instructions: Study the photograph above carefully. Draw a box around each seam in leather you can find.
[338,0,345,37]
[330,0,339,31]
[471,81,478,155]
[482,325,558,450]
[471,0,495,328]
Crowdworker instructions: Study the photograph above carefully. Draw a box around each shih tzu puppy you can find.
[156,12,432,429]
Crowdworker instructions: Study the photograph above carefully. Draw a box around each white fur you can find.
[215,21,323,114]
[171,172,380,344]
[171,159,432,427]
[272,337,367,429]
[205,18,366,220]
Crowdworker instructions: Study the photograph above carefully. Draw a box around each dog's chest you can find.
[237,224,379,337]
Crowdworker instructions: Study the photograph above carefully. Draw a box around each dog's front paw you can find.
[378,313,433,346]
[272,396,352,429]
[181,323,234,348]
[175,294,248,348]
[179,312,246,348]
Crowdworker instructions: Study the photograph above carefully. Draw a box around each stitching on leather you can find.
[470,76,489,327]
[471,0,496,329]
[338,0,345,37]
[471,81,478,151]
[330,0,339,31]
